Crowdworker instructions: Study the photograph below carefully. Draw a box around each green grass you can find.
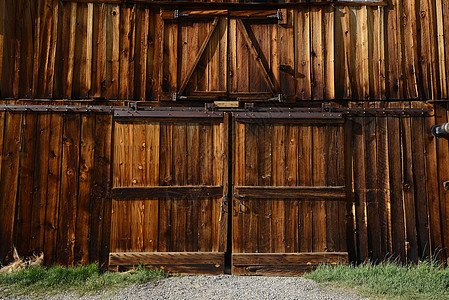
[0,264,169,297]
[304,260,449,299]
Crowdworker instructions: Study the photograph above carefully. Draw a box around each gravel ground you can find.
[1,275,367,300]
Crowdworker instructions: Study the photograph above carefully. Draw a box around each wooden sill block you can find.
[109,252,225,275]
[214,101,239,108]
[232,252,348,276]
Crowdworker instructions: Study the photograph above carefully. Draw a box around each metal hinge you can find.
[267,94,284,103]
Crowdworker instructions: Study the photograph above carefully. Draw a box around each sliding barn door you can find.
[232,114,348,275]
[109,112,228,274]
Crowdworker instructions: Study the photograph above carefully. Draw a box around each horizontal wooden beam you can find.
[234,186,346,199]
[112,186,223,200]
[234,112,343,121]
[232,252,348,275]
[109,252,225,274]
[109,251,225,265]
[61,0,388,8]
[232,252,348,266]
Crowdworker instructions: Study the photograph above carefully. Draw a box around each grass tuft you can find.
[304,260,449,299]
[0,264,169,297]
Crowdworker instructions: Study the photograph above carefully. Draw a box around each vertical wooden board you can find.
[279,11,296,98]
[271,125,286,253]
[0,0,4,94]
[417,0,433,100]
[212,122,224,252]
[357,7,369,99]
[285,125,298,253]
[236,19,249,93]
[172,124,187,252]
[402,0,419,99]
[248,24,260,93]
[325,125,339,253]
[46,1,59,98]
[256,123,272,253]
[166,22,178,94]
[196,21,209,92]
[387,103,406,262]
[435,0,447,99]
[199,124,213,252]
[17,0,34,98]
[0,1,15,97]
[98,115,113,267]
[66,3,77,98]
[143,123,160,252]
[75,114,95,264]
[244,123,258,254]
[110,200,119,252]
[57,113,80,265]
[352,111,368,262]
[369,8,380,100]
[146,8,155,100]
[34,0,54,97]
[364,111,381,261]
[310,8,323,100]
[323,6,335,100]
[435,104,449,259]
[130,200,144,252]
[218,16,227,92]
[229,19,237,93]
[400,106,419,262]
[443,0,449,99]
[119,5,131,100]
[186,124,200,252]
[385,0,403,100]
[334,7,350,99]
[152,10,163,100]
[376,108,392,259]
[423,103,442,258]
[158,123,172,252]
[90,3,106,98]
[112,122,123,188]
[32,0,41,98]
[298,125,312,252]
[208,17,220,92]
[0,112,22,264]
[102,5,119,99]
[90,114,112,266]
[410,102,430,258]
[43,113,63,266]
[15,112,38,257]
[32,113,51,254]
[311,126,326,252]
[134,8,149,100]
[72,4,89,99]
[232,121,245,256]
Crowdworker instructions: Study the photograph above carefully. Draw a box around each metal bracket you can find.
[267,10,282,20]
[205,103,215,112]
[174,10,189,19]
[244,102,254,111]
[267,94,284,103]
[127,101,138,112]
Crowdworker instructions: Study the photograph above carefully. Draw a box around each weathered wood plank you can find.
[57,113,80,265]
[110,251,225,265]
[235,186,346,199]
[75,113,95,264]
[232,252,349,266]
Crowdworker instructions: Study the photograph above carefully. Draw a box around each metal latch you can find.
[174,10,189,18]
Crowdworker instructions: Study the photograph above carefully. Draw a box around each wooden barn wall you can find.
[348,102,449,263]
[0,108,113,267]
[0,103,449,266]
[0,0,448,101]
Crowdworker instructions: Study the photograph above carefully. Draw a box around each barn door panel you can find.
[110,113,228,274]
[232,116,348,275]
[229,10,295,101]
[160,11,228,100]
